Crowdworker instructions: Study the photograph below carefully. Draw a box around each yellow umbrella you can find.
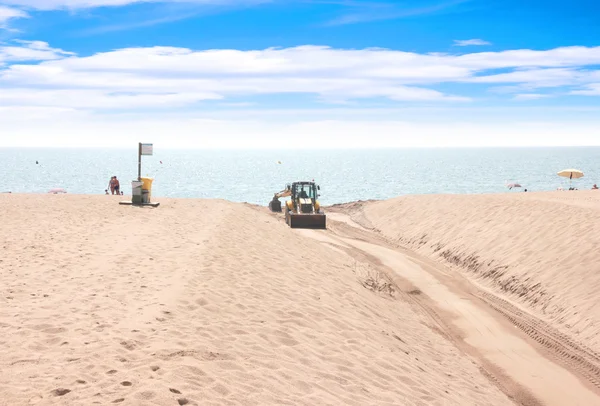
[557,169,584,179]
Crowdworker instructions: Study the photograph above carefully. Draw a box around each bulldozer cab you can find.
[292,182,317,200]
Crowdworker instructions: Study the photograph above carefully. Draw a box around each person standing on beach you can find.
[113,176,120,195]
[108,177,115,194]
[108,176,120,195]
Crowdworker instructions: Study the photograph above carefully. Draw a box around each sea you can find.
[1,147,599,206]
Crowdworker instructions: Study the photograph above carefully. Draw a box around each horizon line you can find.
[2,145,600,150]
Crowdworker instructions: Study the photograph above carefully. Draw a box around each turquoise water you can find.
[1,148,599,205]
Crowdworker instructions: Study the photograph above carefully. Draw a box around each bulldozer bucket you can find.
[269,198,282,212]
[287,212,327,229]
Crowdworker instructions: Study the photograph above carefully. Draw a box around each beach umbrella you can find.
[557,169,584,179]
[557,169,583,188]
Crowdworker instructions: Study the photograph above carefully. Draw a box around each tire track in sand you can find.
[477,291,600,390]
[299,213,600,406]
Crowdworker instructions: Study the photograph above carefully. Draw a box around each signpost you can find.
[138,143,153,180]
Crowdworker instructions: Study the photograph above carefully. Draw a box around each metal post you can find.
[138,142,142,181]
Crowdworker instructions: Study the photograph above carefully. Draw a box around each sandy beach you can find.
[1,192,600,405]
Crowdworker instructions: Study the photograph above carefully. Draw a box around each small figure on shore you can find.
[105,189,109,195]
[593,184,599,190]
[108,176,121,195]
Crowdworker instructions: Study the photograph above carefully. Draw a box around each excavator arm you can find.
[268,186,291,212]
[273,188,292,199]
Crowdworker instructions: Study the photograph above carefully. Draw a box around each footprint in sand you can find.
[28,395,43,404]
[51,388,71,397]
[178,399,189,405]
[169,388,181,394]
[120,340,136,350]
[120,381,132,386]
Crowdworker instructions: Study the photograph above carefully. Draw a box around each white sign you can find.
[141,143,153,156]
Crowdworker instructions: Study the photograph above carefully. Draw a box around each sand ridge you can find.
[327,191,600,400]
[1,194,512,405]
[334,191,600,355]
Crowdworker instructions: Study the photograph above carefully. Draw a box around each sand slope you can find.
[338,191,600,354]
[0,194,511,406]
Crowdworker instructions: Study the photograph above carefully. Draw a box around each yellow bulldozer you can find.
[269,181,326,229]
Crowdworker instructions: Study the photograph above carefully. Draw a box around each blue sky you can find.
[1,0,600,148]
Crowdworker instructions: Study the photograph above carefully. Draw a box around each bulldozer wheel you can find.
[285,208,294,227]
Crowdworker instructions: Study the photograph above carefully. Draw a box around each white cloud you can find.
[453,39,491,47]
[0,5,28,27]
[468,68,578,88]
[513,93,551,101]
[0,88,224,108]
[0,0,264,10]
[453,47,600,69]
[0,44,477,109]
[570,83,600,96]
[2,42,600,113]
[0,40,73,64]
[324,0,472,26]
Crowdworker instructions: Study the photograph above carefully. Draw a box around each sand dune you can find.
[334,191,600,355]
[0,194,513,406]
